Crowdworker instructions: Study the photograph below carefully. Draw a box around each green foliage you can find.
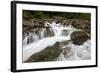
[23,10,90,20]
[78,13,91,20]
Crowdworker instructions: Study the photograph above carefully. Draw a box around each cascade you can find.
[23,21,91,62]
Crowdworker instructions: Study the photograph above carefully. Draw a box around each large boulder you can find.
[71,31,89,45]
[25,42,62,62]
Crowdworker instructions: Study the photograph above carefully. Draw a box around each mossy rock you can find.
[25,42,62,62]
[71,31,89,45]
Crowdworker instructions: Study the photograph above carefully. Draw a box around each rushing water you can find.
[23,21,91,62]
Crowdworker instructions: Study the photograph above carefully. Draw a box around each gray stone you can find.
[25,42,62,62]
[71,31,89,45]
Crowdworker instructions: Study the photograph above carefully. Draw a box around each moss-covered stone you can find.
[24,42,62,62]
[71,31,89,45]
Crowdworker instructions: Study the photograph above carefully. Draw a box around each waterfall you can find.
[23,36,28,47]
[23,21,76,46]
[49,22,62,36]
[23,21,91,62]
[32,33,39,42]
[23,32,39,46]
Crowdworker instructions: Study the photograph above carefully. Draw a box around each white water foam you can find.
[23,22,91,62]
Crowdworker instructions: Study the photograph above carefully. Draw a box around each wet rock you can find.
[59,41,70,48]
[27,36,33,44]
[70,19,91,34]
[62,47,73,58]
[25,42,62,62]
[45,28,54,37]
[71,31,89,45]
[62,30,68,36]
[63,20,70,27]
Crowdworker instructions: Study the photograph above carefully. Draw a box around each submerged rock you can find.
[62,47,73,58]
[25,42,62,62]
[71,31,89,45]
[27,35,33,44]
[44,28,54,37]
[62,30,68,36]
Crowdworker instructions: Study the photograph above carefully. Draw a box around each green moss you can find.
[71,31,89,45]
[23,10,91,21]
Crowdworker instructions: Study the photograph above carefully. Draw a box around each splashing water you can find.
[56,40,91,61]
[23,21,91,62]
